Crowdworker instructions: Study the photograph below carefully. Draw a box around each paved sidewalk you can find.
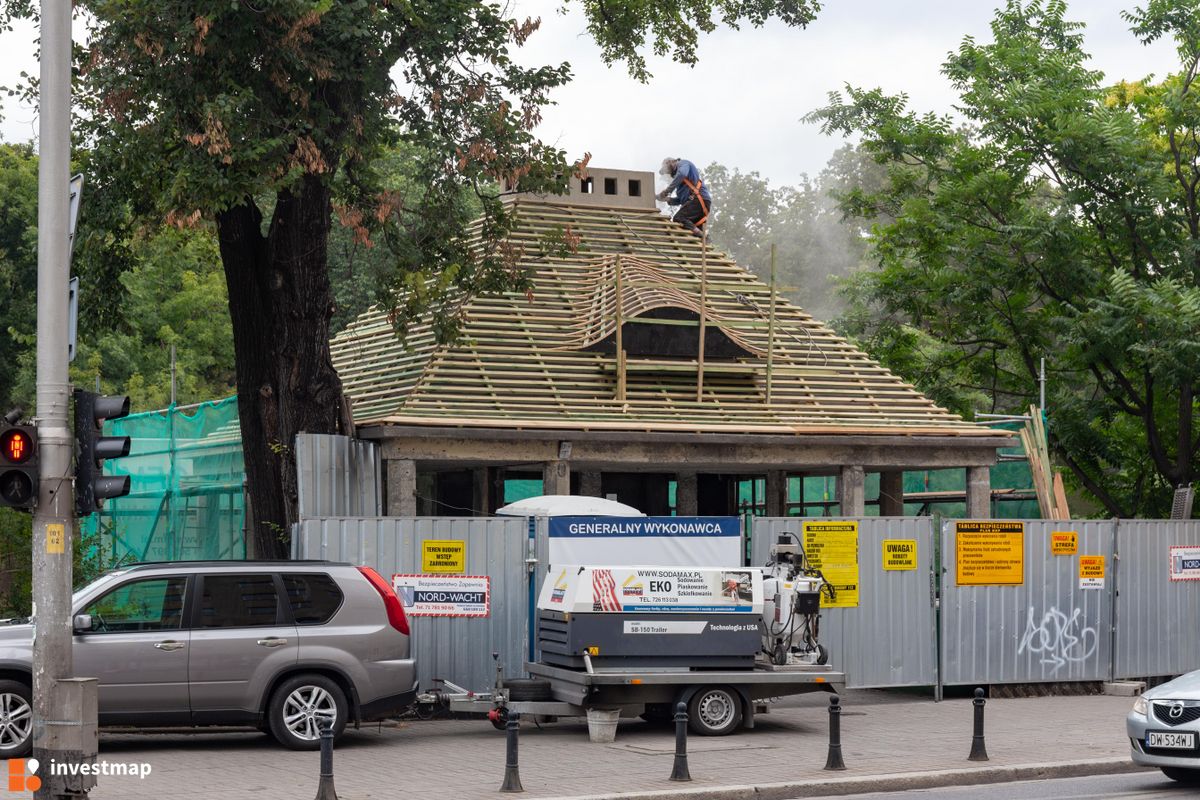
[83,690,1147,799]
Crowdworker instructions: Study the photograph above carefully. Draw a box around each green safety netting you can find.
[85,396,246,566]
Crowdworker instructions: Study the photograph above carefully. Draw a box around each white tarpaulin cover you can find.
[495,495,645,518]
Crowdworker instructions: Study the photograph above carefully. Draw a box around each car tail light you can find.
[357,566,410,636]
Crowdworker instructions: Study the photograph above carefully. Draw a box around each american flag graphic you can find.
[592,569,622,611]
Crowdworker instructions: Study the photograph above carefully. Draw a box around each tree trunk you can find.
[216,175,345,559]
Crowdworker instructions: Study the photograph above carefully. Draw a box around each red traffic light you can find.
[1,428,33,464]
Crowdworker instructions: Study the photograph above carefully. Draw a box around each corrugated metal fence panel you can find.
[752,517,937,689]
[293,517,529,692]
[295,434,382,518]
[940,519,1115,686]
[1114,520,1200,679]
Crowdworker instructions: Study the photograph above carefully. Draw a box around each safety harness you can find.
[681,176,709,229]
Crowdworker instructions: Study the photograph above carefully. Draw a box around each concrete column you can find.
[386,459,417,516]
[676,472,698,515]
[966,465,992,519]
[579,471,602,498]
[543,460,570,495]
[472,467,491,516]
[765,470,788,517]
[879,470,905,516]
[838,465,866,517]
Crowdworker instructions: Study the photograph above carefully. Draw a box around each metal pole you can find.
[170,343,177,406]
[34,0,83,796]
[823,694,846,770]
[968,688,989,761]
[314,721,338,800]
[1039,357,1045,411]
[669,701,691,781]
[766,243,777,405]
[499,711,523,792]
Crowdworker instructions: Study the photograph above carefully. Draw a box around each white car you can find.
[1127,669,1200,784]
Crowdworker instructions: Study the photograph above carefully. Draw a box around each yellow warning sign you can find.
[1079,555,1105,589]
[46,523,65,554]
[1050,531,1077,556]
[802,520,858,608]
[421,539,466,573]
[955,521,1024,586]
[882,539,917,570]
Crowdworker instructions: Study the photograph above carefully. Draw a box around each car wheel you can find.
[0,680,33,759]
[687,686,743,736]
[1161,766,1200,784]
[268,674,348,751]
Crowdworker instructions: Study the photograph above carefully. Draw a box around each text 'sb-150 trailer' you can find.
[418,546,845,736]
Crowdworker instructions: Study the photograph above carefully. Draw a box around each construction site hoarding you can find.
[1113,519,1200,679]
[940,519,1115,686]
[292,516,529,693]
[751,517,937,689]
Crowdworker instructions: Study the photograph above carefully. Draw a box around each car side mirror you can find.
[72,614,93,633]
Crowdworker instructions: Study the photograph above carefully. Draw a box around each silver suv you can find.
[0,560,416,756]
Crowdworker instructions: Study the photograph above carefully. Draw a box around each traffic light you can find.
[0,424,38,508]
[73,389,131,517]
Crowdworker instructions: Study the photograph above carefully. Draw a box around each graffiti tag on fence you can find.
[1017,606,1098,671]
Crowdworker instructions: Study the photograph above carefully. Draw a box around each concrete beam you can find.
[543,460,570,495]
[364,424,1014,452]
[839,465,866,517]
[765,471,788,517]
[579,471,602,498]
[966,465,992,518]
[379,435,1001,472]
[676,472,698,515]
[879,470,905,516]
[386,459,417,516]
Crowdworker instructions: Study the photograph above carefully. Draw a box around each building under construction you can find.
[330,167,1013,517]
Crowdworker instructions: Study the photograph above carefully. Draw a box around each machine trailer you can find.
[418,551,846,737]
[419,659,843,736]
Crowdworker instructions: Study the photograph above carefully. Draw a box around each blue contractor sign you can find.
[547,516,742,567]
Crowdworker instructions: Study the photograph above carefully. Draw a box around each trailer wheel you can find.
[816,644,829,665]
[687,686,742,736]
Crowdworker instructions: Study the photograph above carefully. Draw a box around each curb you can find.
[542,758,1151,800]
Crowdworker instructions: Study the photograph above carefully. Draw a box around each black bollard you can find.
[823,694,846,771]
[500,711,524,793]
[314,719,339,800]
[968,688,989,761]
[669,702,692,782]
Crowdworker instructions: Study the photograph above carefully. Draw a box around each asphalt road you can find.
[822,771,1197,800]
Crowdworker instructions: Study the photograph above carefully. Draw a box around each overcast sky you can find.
[0,1,1181,186]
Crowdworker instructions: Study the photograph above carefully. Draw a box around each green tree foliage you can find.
[0,143,38,410]
[809,0,1200,517]
[0,0,825,557]
[704,145,882,322]
[72,226,237,409]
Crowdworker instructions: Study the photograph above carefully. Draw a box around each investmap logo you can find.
[4,757,151,791]
[6,758,41,792]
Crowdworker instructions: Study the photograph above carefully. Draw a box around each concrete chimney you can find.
[503,167,657,210]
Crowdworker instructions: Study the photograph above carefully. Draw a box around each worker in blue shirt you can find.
[656,157,712,237]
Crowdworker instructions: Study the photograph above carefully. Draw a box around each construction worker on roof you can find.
[656,157,712,237]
